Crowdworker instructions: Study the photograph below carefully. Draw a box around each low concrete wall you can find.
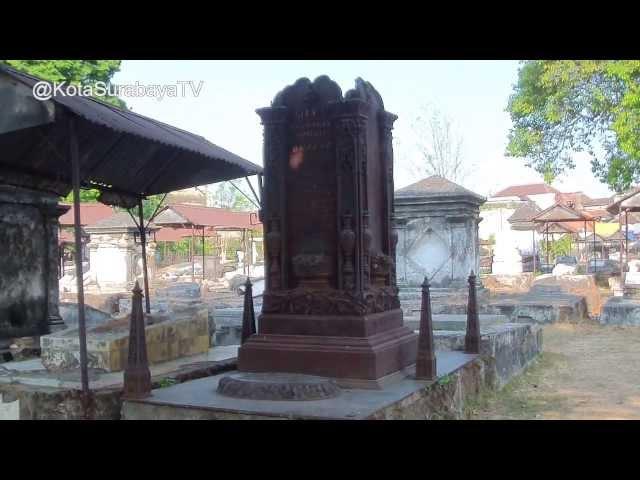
[434,323,543,389]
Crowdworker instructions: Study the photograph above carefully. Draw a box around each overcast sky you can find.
[112,60,614,199]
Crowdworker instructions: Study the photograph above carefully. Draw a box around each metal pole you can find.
[532,228,536,273]
[593,220,597,273]
[70,118,90,398]
[584,219,587,267]
[191,225,195,282]
[626,209,629,265]
[138,199,151,314]
[546,223,549,267]
[202,226,205,282]
[620,211,624,278]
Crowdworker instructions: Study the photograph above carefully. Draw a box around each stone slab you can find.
[599,297,640,326]
[532,274,602,316]
[41,308,210,372]
[403,314,507,332]
[0,393,19,420]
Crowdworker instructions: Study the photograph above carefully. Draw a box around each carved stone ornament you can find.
[262,286,400,316]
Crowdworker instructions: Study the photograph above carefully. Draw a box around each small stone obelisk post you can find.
[123,281,151,398]
[416,277,437,380]
[241,277,256,344]
[465,271,481,354]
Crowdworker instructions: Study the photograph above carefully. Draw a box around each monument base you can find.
[238,309,417,388]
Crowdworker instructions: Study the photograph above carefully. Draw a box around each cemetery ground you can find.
[465,323,640,420]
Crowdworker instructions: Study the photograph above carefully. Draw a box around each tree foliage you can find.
[208,182,256,211]
[506,60,640,193]
[3,59,127,109]
[406,105,470,184]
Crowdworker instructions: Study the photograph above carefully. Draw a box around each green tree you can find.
[3,59,127,109]
[2,60,140,207]
[208,182,256,211]
[506,60,640,193]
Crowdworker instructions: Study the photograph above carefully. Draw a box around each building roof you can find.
[583,196,612,207]
[507,201,542,225]
[58,202,115,227]
[492,183,559,199]
[154,204,261,230]
[155,226,217,242]
[607,188,640,215]
[84,211,158,231]
[555,191,592,209]
[395,175,485,203]
[0,65,262,199]
[532,202,593,223]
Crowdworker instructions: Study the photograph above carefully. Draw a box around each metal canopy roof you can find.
[531,202,592,223]
[0,65,263,199]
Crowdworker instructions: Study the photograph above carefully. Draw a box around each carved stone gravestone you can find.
[238,76,417,386]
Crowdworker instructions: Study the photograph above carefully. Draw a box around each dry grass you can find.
[465,324,640,420]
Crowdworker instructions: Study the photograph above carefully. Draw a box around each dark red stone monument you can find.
[238,76,417,386]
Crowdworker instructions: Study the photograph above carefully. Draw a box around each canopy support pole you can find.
[626,209,629,268]
[191,225,195,282]
[532,228,536,274]
[138,199,151,314]
[202,226,206,282]
[70,117,90,400]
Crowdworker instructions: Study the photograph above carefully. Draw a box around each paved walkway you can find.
[468,324,640,419]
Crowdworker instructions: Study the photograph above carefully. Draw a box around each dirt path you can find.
[466,324,640,419]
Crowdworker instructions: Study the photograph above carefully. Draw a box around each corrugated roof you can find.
[532,203,592,223]
[508,201,542,224]
[154,204,261,230]
[493,183,559,198]
[395,175,485,202]
[58,202,115,227]
[84,211,158,230]
[0,65,262,198]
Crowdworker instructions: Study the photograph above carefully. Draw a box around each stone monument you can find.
[394,176,486,288]
[238,76,417,386]
[83,212,158,293]
[1,184,68,350]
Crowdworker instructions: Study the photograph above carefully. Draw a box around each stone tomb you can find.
[238,76,417,386]
[0,184,67,350]
[82,212,158,294]
[394,175,486,289]
[600,265,640,325]
[41,283,211,372]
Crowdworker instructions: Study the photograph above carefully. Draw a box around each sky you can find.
[112,60,614,199]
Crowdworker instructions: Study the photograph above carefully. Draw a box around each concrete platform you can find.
[122,321,543,420]
[122,351,480,420]
[0,345,238,419]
